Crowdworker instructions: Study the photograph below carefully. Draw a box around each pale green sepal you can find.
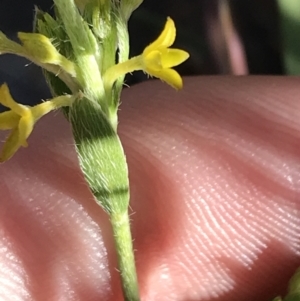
[120,0,144,21]
[34,9,73,60]
[82,1,121,114]
[83,0,116,74]
[53,0,97,56]
[84,0,112,40]
[111,17,130,110]
[70,98,129,215]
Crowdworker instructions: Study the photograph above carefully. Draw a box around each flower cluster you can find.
[0,1,189,162]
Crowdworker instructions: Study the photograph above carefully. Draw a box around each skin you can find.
[0,76,300,301]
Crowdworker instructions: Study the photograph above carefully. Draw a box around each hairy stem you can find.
[111,212,140,301]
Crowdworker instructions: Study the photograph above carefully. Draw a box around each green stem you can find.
[111,212,140,301]
[103,56,142,92]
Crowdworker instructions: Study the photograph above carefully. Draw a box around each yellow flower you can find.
[141,17,189,89]
[103,17,189,90]
[0,84,75,162]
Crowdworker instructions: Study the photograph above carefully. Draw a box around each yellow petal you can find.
[0,84,28,116]
[0,31,26,56]
[0,110,20,130]
[0,128,22,162]
[160,49,190,68]
[0,110,33,163]
[143,50,162,71]
[147,68,183,90]
[143,17,176,56]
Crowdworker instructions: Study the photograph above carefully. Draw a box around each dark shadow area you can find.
[230,0,283,74]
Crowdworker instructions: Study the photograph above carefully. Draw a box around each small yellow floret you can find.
[141,17,189,89]
[103,17,189,91]
[0,84,74,162]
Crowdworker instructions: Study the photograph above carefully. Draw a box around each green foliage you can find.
[274,268,300,301]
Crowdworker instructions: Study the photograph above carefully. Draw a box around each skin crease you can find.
[0,76,300,301]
